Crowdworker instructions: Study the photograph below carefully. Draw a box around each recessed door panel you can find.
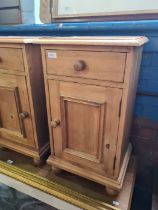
[48,80,122,175]
[0,87,21,133]
[64,99,102,157]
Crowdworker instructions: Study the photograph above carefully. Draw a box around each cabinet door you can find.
[0,74,35,147]
[48,80,122,175]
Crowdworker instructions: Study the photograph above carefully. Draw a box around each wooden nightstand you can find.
[0,38,49,165]
[35,37,148,194]
[39,36,148,195]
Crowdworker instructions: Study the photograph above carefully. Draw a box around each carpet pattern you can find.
[0,182,58,210]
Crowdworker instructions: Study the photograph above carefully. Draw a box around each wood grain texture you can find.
[0,36,148,46]
[0,47,24,71]
[0,87,21,133]
[114,47,143,179]
[0,43,49,163]
[0,74,35,147]
[47,144,132,191]
[23,44,49,150]
[40,36,147,194]
[47,80,122,176]
[45,49,126,82]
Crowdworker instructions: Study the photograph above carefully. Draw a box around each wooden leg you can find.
[33,158,45,167]
[52,166,62,174]
[106,186,119,196]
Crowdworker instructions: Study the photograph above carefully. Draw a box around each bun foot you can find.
[106,186,119,196]
[52,166,62,174]
[33,158,45,167]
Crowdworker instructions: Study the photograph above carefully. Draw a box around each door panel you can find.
[48,80,122,175]
[63,99,101,157]
[0,87,21,133]
[0,74,35,147]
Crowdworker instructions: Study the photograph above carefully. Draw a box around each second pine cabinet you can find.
[0,38,49,165]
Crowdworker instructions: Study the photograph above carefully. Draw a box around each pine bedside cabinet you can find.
[0,37,49,166]
[40,36,148,195]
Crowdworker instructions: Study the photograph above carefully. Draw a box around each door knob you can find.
[74,60,86,71]
[51,119,60,128]
[19,111,29,120]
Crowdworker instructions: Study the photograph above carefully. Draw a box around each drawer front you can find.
[0,47,24,71]
[45,50,126,82]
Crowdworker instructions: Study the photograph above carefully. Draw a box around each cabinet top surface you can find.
[0,36,148,46]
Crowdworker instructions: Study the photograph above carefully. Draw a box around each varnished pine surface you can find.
[0,36,148,46]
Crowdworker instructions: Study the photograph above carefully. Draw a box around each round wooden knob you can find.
[74,60,86,71]
[19,111,29,120]
[51,119,60,128]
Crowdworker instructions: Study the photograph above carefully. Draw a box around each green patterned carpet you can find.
[0,182,58,210]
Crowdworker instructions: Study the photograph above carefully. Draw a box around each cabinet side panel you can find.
[24,44,49,151]
[114,46,143,178]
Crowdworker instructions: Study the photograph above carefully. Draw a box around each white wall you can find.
[34,0,42,23]
[58,0,158,15]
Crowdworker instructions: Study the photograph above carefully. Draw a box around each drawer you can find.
[45,50,126,82]
[0,47,24,71]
